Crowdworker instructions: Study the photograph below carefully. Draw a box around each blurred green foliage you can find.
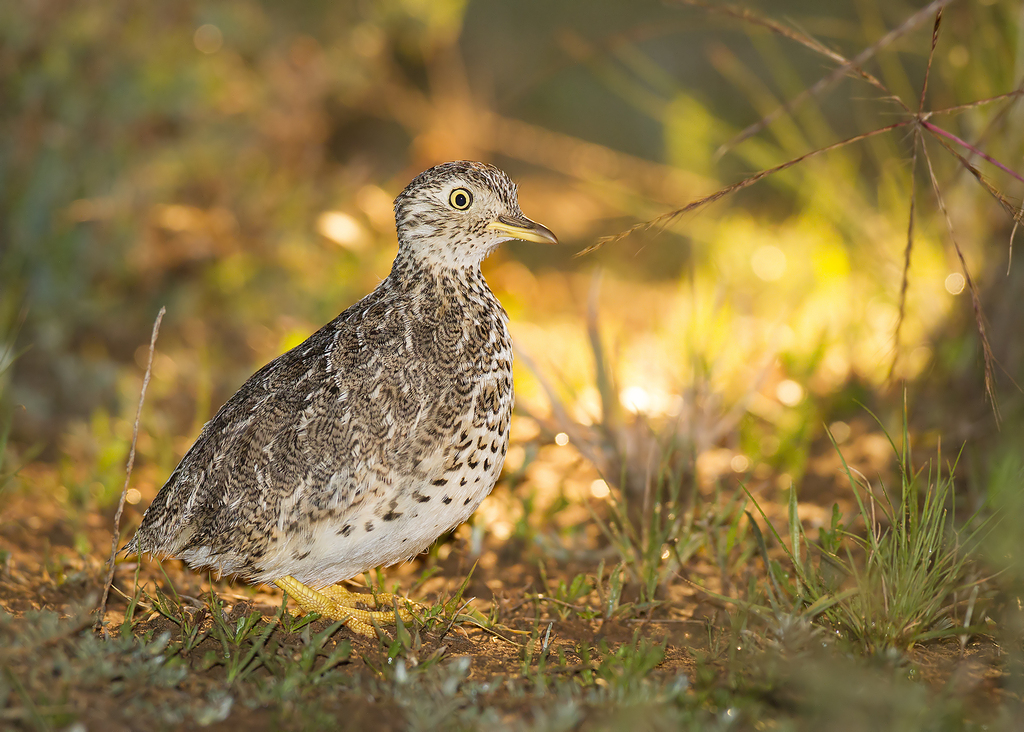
[4,2,1023,624]
[3,0,1022,579]
[2,1,1024,728]
[3,0,1020,448]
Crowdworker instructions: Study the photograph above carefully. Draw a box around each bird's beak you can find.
[486,214,559,245]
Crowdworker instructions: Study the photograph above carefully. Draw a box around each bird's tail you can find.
[119,533,140,557]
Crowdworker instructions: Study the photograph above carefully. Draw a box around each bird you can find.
[124,161,558,635]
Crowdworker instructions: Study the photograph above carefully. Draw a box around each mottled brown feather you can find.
[124,161,542,586]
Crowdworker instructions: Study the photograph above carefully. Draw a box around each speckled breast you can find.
[248,267,515,586]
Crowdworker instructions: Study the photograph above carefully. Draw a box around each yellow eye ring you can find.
[449,188,473,210]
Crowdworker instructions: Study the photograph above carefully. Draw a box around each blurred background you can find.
[1,0,1022,574]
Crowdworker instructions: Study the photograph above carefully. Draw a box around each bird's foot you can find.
[276,575,417,637]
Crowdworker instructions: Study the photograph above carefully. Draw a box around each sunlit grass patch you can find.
[743,408,987,653]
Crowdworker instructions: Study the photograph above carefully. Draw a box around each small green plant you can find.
[532,566,598,621]
[273,619,352,685]
[147,587,211,656]
[594,445,703,607]
[593,560,631,621]
[409,564,506,640]
[204,594,281,684]
[278,606,320,635]
[746,410,986,652]
[519,619,557,690]
[591,632,668,702]
[699,483,756,596]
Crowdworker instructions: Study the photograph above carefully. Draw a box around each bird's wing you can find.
[126,289,460,563]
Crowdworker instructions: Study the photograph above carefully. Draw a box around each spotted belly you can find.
[245,418,509,587]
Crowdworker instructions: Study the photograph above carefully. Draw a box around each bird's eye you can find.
[448,188,472,210]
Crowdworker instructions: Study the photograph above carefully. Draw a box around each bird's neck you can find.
[388,247,484,287]
[395,227,499,270]
[384,248,505,322]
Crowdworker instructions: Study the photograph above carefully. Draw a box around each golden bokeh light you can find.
[193,24,223,54]
[751,244,787,281]
[730,454,750,473]
[620,385,650,414]
[828,420,851,443]
[316,211,368,250]
[776,379,804,406]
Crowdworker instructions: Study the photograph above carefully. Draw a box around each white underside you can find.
[178,430,504,587]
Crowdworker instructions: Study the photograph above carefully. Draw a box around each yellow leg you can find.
[275,576,417,637]
[320,584,419,614]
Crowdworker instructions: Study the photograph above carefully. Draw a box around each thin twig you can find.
[948,77,1024,191]
[717,0,954,157]
[924,130,1024,226]
[890,9,942,383]
[677,0,907,114]
[1010,220,1019,276]
[925,88,1024,118]
[921,144,999,421]
[578,121,910,255]
[923,128,1024,284]
[889,128,921,383]
[918,8,942,113]
[921,120,1024,186]
[95,306,166,632]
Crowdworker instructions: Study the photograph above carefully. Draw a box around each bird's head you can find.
[393,161,558,268]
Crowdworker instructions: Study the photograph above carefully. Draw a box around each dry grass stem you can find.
[921,145,998,419]
[891,8,940,383]
[918,8,942,113]
[890,129,922,383]
[677,0,904,111]
[95,306,166,631]
[927,88,1024,118]
[716,0,954,157]
[924,121,1024,187]
[577,121,909,256]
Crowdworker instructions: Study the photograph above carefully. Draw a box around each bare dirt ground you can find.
[0,445,1010,731]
